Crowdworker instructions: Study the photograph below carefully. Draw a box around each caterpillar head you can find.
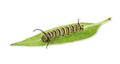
[41,35,50,42]
[33,29,50,48]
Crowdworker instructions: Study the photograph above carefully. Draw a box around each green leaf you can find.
[11,17,111,46]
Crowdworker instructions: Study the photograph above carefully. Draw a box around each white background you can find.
[0,0,120,64]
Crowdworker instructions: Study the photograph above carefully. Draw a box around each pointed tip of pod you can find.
[98,17,112,25]
[10,42,21,46]
[105,17,111,21]
[108,17,111,20]
[10,43,16,46]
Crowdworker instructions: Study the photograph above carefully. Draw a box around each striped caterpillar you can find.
[33,19,84,48]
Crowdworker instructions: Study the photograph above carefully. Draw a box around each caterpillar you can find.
[33,19,84,48]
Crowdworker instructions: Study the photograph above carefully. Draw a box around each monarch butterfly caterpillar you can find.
[33,19,84,48]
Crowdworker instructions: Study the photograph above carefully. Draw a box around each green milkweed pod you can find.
[11,17,111,48]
